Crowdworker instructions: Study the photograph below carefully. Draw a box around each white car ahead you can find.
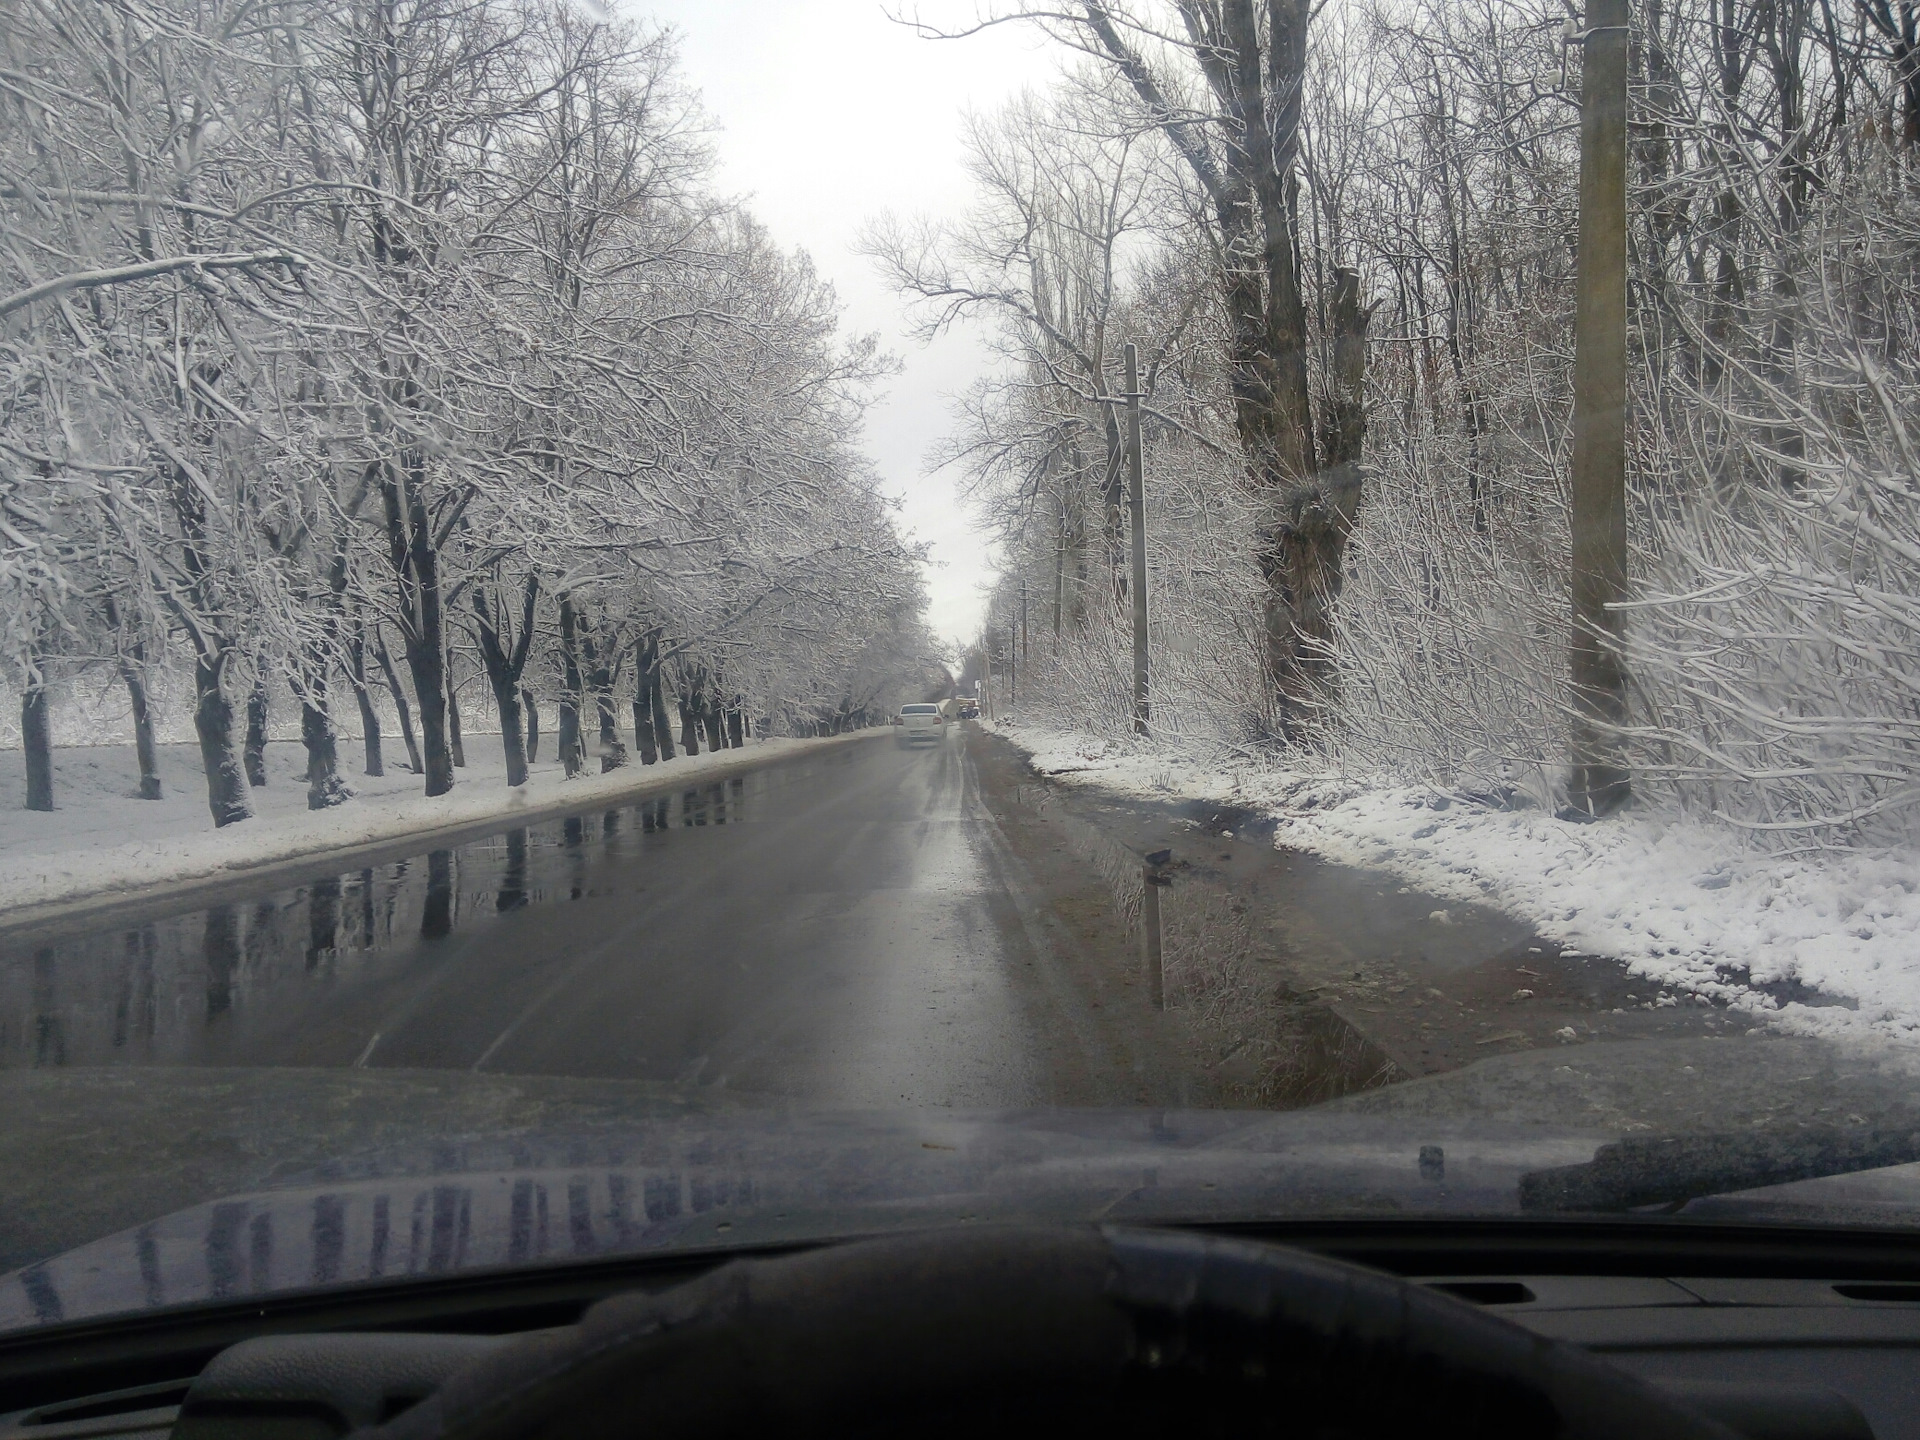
[898,703,945,744]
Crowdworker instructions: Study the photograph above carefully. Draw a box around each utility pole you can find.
[1124,342,1150,737]
[1568,0,1631,816]
[1008,620,1017,710]
[1052,497,1065,644]
[980,630,991,720]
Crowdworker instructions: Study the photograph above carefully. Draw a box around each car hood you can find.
[15,1100,1920,1335]
[11,1035,1920,1334]
[0,1104,1601,1331]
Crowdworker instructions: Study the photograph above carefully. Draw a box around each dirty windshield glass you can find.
[3,0,1920,1327]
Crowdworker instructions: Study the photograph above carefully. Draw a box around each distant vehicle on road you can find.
[958,701,979,719]
[899,703,945,744]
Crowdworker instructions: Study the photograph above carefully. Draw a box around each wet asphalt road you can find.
[0,722,1758,1110]
[0,728,1145,1107]
[328,728,1059,1102]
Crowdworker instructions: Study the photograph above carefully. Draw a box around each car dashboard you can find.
[0,1221,1914,1440]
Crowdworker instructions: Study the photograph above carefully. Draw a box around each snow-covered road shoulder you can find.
[991,720,1920,1042]
[1,732,875,929]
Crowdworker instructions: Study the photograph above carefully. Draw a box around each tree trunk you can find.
[193,653,252,827]
[472,575,538,787]
[301,692,348,810]
[583,622,626,772]
[631,635,659,765]
[489,678,528,786]
[703,702,724,753]
[679,695,701,757]
[447,670,466,768]
[244,677,270,787]
[1237,0,1324,716]
[557,594,586,778]
[522,688,540,763]
[373,634,423,774]
[558,688,583,775]
[726,705,744,748]
[119,643,162,800]
[632,693,655,763]
[1268,267,1373,735]
[408,610,456,802]
[103,599,162,800]
[347,620,385,778]
[1084,0,1339,722]
[298,650,351,811]
[475,617,523,788]
[650,663,677,762]
[21,670,53,812]
[304,559,353,810]
[380,453,454,797]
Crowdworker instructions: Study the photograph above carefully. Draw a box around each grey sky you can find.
[632,1,1061,649]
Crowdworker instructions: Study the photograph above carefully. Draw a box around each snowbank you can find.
[993,720,1920,1042]
[0,732,872,922]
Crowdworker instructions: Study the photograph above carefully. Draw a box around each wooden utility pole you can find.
[1124,343,1150,737]
[1568,0,1631,815]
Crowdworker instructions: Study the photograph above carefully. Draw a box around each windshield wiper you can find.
[1519,1126,1920,1213]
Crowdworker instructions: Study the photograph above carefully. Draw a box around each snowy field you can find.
[995,721,1920,1044]
[0,732,868,918]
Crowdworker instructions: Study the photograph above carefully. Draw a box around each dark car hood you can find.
[12,1034,1920,1333]
[0,1104,1604,1331]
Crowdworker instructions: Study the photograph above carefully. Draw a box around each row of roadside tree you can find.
[899,0,1920,845]
[1,0,942,824]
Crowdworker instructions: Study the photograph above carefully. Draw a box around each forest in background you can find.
[1,0,944,826]
[896,0,1920,847]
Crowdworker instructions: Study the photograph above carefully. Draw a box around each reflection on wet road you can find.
[973,744,1751,1105]
[0,726,1750,1111]
[0,736,1084,1106]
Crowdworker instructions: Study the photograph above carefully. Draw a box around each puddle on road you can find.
[999,762,1757,1109]
[0,775,753,1070]
[1012,785,1404,1107]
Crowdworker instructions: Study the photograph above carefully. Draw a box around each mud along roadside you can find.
[965,726,1834,1112]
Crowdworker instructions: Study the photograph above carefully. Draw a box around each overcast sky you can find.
[631,0,1061,651]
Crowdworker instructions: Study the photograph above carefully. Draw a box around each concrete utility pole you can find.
[979,630,991,720]
[1568,0,1631,816]
[1124,343,1150,737]
[1008,621,1017,709]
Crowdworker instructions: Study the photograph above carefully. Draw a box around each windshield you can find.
[3,0,1919,1331]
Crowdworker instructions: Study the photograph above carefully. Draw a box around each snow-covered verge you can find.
[0,732,871,919]
[993,720,1920,1043]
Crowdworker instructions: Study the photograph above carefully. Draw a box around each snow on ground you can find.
[0,732,863,917]
[994,720,1920,1043]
